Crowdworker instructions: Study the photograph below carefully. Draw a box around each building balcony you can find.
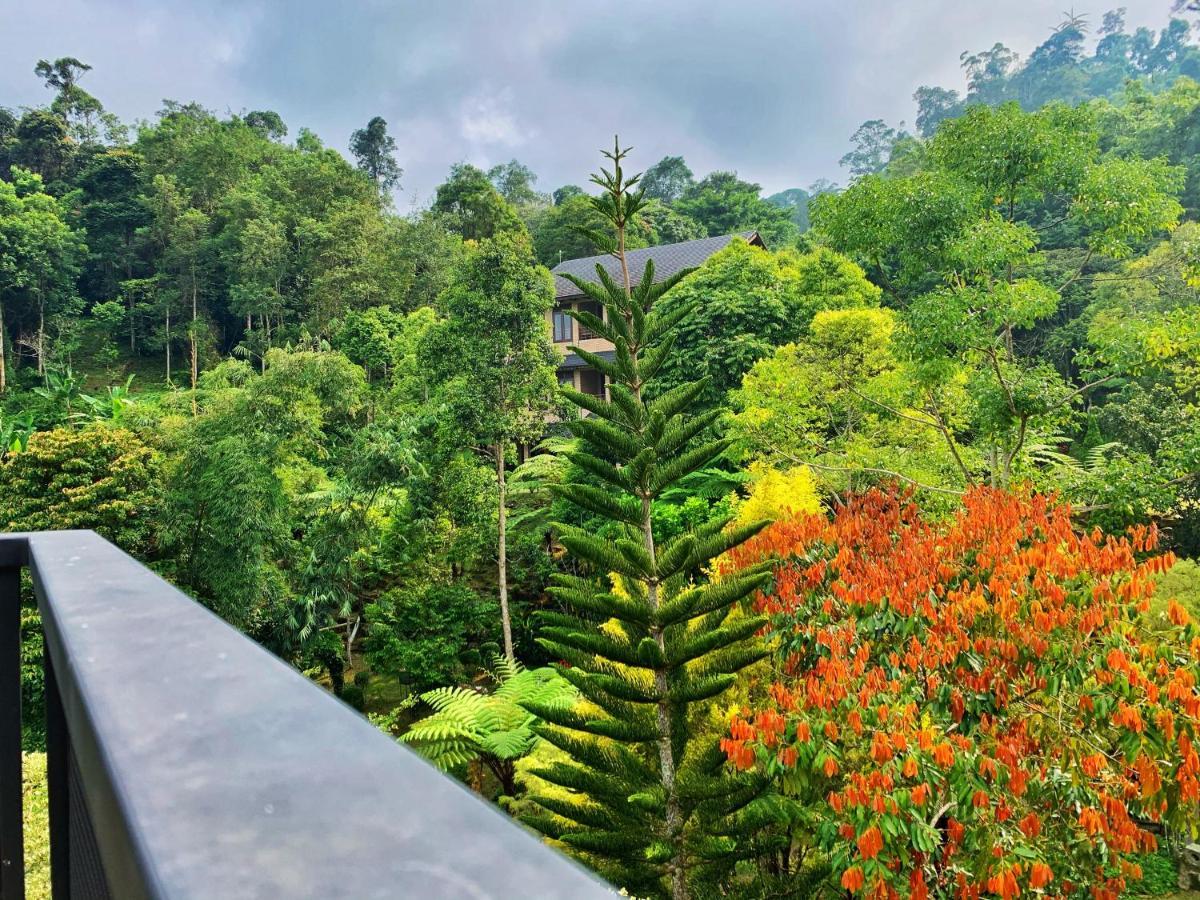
[0,531,613,900]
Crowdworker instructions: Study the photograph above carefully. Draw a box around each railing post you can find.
[0,564,24,900]
[43,637,68,900]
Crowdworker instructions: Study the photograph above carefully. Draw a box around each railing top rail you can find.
[0,533,30,569]
[5,530,613,899]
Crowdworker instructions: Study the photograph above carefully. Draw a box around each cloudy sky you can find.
[0,0,1178,206]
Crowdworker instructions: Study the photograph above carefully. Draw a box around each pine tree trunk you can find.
[620,217,686,900]
[646,480,685,900]
[497,441,514,661]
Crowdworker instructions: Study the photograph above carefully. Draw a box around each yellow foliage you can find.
[733,463,821,527]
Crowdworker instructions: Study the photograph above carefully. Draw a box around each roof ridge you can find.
[550,231,756,274]
[551,231,761,299]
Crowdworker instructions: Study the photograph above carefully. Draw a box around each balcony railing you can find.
[0,531,613,899]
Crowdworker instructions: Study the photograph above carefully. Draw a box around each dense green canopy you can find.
[4,12,1200,894]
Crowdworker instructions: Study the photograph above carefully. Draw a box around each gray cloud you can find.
[0,0,1178,204]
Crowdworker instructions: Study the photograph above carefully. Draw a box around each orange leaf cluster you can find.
[723,487,1199,897]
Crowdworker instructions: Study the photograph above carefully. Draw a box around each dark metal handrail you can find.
[0,531,613,899]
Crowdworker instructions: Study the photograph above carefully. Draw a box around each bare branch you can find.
[1057,247,1095,294]
[1044,374,1115,414]
[924,392,977,487]
[792,457,965,497]
[845,385,942,430]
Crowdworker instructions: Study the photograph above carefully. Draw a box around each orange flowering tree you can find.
[721,487,1199,899]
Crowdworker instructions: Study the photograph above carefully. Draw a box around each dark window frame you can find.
[578,368,605,397]
[577,301,603,341]
[552,306,573,343]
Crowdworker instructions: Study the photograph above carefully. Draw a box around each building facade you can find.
[547,232,764,398]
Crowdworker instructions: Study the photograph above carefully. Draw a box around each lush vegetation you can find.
[4,6,1200,897]
[722,488,1192,898]
[22,753,49,900]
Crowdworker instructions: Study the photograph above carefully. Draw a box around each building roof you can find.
[559,349,616,370]
[550,231,762,300]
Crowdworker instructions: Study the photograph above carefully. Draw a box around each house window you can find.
[577,302,602,340]
[579,368,604,397]
[552,306,573,343]
[557,370,575,389]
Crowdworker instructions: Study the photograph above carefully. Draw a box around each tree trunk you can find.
[165,304,171,385]
[620,217,685,900]
[0,298,6,393]
[37,301,45,378]
[327,654,344,697]
[126,236,136,353]
[645,489,685,900]
[497,441,514,661]
[346,616,360,667]
[190,283,198,415]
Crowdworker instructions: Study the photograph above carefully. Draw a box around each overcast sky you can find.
[0,0,1179,206]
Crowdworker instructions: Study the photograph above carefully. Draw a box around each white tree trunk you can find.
[165,305,171,385]
[497,442,513,660]
[37,301,45,378]
[190,283,198,415]
[0,298,6,393]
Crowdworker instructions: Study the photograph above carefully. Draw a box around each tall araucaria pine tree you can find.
[520,138,777,900]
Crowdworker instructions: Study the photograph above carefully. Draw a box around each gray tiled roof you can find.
[550,232,761,300]
[558,349,616,369]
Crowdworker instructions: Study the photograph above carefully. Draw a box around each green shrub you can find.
[1146,558,1200,634]
[21,600,44,752]
[364,582,497,689]
[341,685,366,712]
[0,423,162,556]
[23,753,49,899]
[1128,849,1177,895]
[1160,558,1200,608]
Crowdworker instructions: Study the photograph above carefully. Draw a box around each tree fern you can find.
[658,457,749,504]
[519,139,776,900]
[399,656,576,795]
[506,436,575,539]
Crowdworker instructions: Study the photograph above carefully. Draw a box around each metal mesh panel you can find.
[67,745,111,900]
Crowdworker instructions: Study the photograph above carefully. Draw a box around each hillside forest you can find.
[4,5,1200,898]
